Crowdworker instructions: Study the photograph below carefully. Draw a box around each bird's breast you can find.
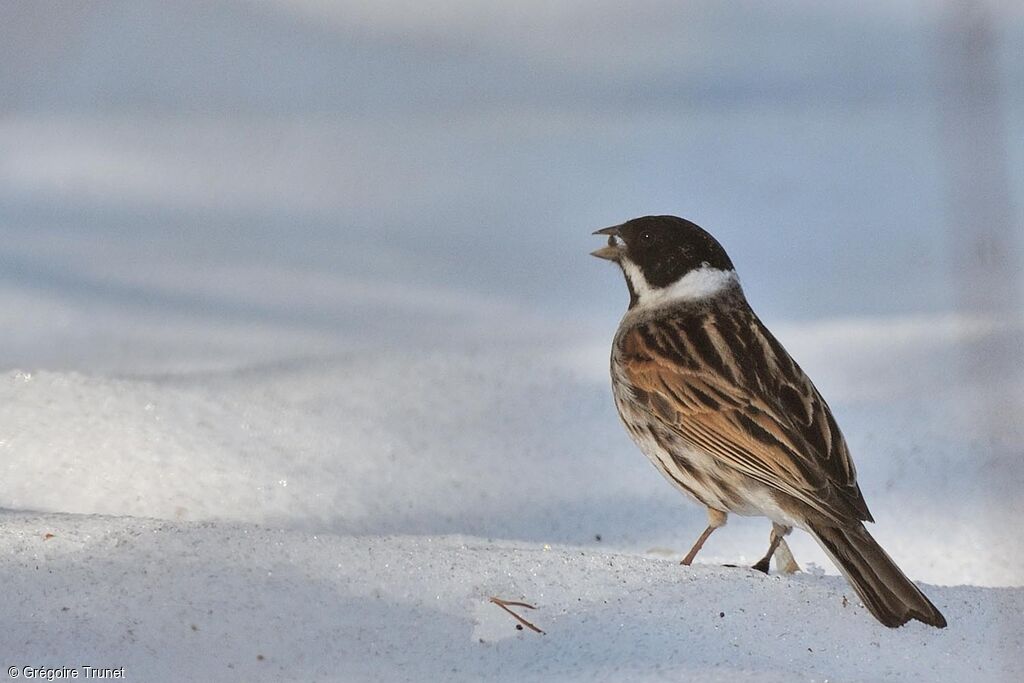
[609,360,799,526]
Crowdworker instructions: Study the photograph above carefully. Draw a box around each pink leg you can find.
[680,508,728,565]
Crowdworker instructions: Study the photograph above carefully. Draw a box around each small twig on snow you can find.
[489,596,545,634]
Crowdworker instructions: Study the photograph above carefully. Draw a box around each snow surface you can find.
[2,513,1021,683]
[3,2,1024,681]
[2,317,1022,681]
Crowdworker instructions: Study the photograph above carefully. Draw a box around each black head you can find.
[591,216,737,309]
[592,216,734,286]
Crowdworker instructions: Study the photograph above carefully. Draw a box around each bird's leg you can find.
[680,526,716,566]
[773,537,800,574]
[751,529,782,573]
[680,508,727,566]
[752,523,798,574]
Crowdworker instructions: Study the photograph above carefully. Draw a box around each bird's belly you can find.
[625,420,736,512]
[613,392,800,527]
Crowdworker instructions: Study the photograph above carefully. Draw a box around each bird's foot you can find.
[773,538,800,574]
[750,557,771,574]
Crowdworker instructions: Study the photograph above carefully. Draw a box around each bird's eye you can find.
[640,231,652,242]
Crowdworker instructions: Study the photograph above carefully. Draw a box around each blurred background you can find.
[1,0,1022,586]
[2,0,1021,370]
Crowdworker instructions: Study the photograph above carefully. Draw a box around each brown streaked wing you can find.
[619,312,872,525]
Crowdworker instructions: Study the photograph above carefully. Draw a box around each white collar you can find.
[621,261,738,310]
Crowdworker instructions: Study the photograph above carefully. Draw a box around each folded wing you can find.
[619,310,872,525]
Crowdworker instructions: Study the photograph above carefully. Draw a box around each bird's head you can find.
[591,215,739,310]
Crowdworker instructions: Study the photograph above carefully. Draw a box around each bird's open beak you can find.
[591,225,623,261]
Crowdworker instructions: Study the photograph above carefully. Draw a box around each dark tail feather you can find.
[808,522,946,628]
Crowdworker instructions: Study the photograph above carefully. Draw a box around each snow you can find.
[3,2,1023,680]
[3,515,1021,683]
[2,318,1022,680]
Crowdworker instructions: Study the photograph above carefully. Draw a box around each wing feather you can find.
[619,310,872,524]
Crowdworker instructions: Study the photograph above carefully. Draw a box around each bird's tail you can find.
[807,521,946,628]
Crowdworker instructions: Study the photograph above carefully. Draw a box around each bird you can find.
[591,215,946,628]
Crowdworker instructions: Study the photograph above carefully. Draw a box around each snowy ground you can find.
[3,514,1021,682]
[2,313,1022,681]
[3,2,1024,681]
